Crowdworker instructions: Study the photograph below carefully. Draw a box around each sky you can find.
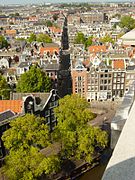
[0,0,133,5]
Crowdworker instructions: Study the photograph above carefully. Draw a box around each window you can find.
[46,117,50,123]
[117,73,121,77]
[100,80,104,84]
[114,73,117,77]
[121,84,124,89]
[108,86,111,90]
[113,84,116,89]
[45,110,50,116]
[117,84,120,89]
[122,73,125,77]
[78,76,82,81]
[100,74,103,78]
[100,86,103,90]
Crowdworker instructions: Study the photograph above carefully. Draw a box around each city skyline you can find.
[0,0,134,5]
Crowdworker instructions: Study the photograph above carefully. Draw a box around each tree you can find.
[85,36,93,48]
[74,32,86,44]
[2,114,50,150]
[37,33,52,43]
[0,35,8,49]
[2,114,60,180]
[120,15,135,31]
[15,12,20,16]
[45,20,53,27]
[27,33,36,43]
[0,74,10,99]
[53,95,107,162]
[76,126,107,162]
[100,35,114,44]
[53,14,58,21]
[16,65,52,93]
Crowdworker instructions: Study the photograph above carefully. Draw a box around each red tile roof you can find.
[5,29,16,35]
[112,59,125,70]
[40,47,59,55]
[49,26,62,33]
[0,100,22,114]
[88,45,106,53]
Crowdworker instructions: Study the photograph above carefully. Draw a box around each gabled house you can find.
[17,61,31,76]
[0,57,9,69]
[112,59,126,98]
[41,63,60,89]
[0,89,60,160]
[39,43,59,63]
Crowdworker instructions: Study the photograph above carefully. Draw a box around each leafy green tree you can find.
[0,74,10,99]
[120,15,135,31]
[2,114,50,150]
[27,33,36,43]
[15,12,20,16]
[100,35,114,44]
[74,32,86,44]
[2,114,60,180]
[85,36,93,48]
[16,65,52,93]
[53,95,107,162]
[37,33,52,43]
[0,35,8,49]
[76,126,107,162]
[45,20,53,27]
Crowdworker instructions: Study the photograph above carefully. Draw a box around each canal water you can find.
[79,163,107,180]
[79,148,112,180]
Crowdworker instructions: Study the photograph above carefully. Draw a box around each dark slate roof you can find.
[0,110,15,122]
[99,61,107,69]
[41,63,59,70]
[11,93,50,106]
[18,62,31,68]
[126,65,135,71]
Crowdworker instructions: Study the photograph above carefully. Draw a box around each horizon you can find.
[0,0,134,5]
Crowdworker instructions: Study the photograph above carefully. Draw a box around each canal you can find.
[79,148,112,180]
[79,163,107,180]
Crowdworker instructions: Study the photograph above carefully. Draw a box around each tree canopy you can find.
[36,33,52,43]
[16,65,52,93]
[74,32,93,49]
[120,15,135,31]
[74,32,86,44]
[0,74,10,99]
[53,94,108,162]
[1,95,108,179]
[99,35,115,44]
[27,33,52,43]
[85,36,93,48]
[0,35,9,49]
[2,114,60,180]
[45,20,53,27]
[27,33,36,43]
